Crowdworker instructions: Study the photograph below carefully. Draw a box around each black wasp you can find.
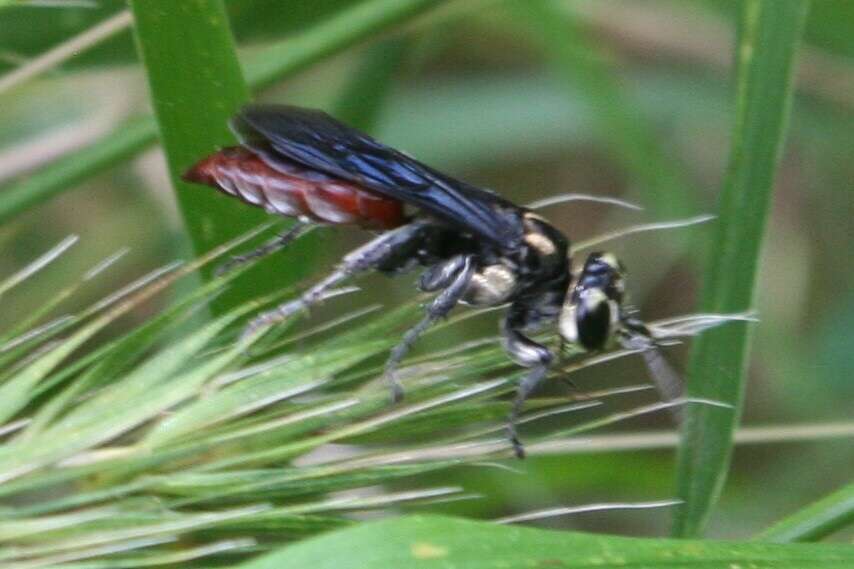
[184,104,676,458]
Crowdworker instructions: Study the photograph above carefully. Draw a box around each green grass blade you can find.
[238,515,854,569]
[129,0,278,311]
[0,312,243,484]
[509,0,695,217]
[756,480,854,543]
[0,317,103,426]
[2,504,268,564]
[673,0,810,537]
[153,462,454,505]
[0,235,77,299]
[144,346,380,448]
[0,0,445,225]
[21,278,231,440]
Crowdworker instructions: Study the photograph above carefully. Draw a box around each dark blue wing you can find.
[231,104,524,249]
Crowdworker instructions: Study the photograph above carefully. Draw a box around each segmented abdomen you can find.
[183,146,404,229]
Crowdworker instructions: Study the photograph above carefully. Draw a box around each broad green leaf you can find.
[239,514,854,569]
[757,480,854,543]
[673,0,810,537]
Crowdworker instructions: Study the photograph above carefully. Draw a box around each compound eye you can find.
[575,290,616,351]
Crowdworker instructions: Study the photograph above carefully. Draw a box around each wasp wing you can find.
[619,325,684,424]
[639,347,684,423]
[231,104,524,249]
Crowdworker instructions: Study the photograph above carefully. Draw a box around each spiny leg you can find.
[384,255,476,402]
[242,221,431,339]
[501,305,555,459]
[216,221,312,276]
[418,255,470,292]
[508,364,550,459]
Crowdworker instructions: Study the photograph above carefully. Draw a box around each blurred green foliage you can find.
[0,1,363,73]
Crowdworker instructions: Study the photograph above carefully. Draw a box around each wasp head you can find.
[559,251,626,351]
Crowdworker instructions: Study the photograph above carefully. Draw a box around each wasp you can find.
[184,104,677,458]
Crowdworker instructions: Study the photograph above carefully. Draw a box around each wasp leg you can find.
[243,221,430,338]
[501,306,555,459]
[384,255,476,403]
[216,221,312,276]
[418,255,470,292]
[508,365,550,459]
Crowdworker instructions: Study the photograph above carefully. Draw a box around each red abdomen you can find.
[183,147,404,230]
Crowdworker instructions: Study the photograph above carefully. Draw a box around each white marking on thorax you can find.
[524,232,556,256]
